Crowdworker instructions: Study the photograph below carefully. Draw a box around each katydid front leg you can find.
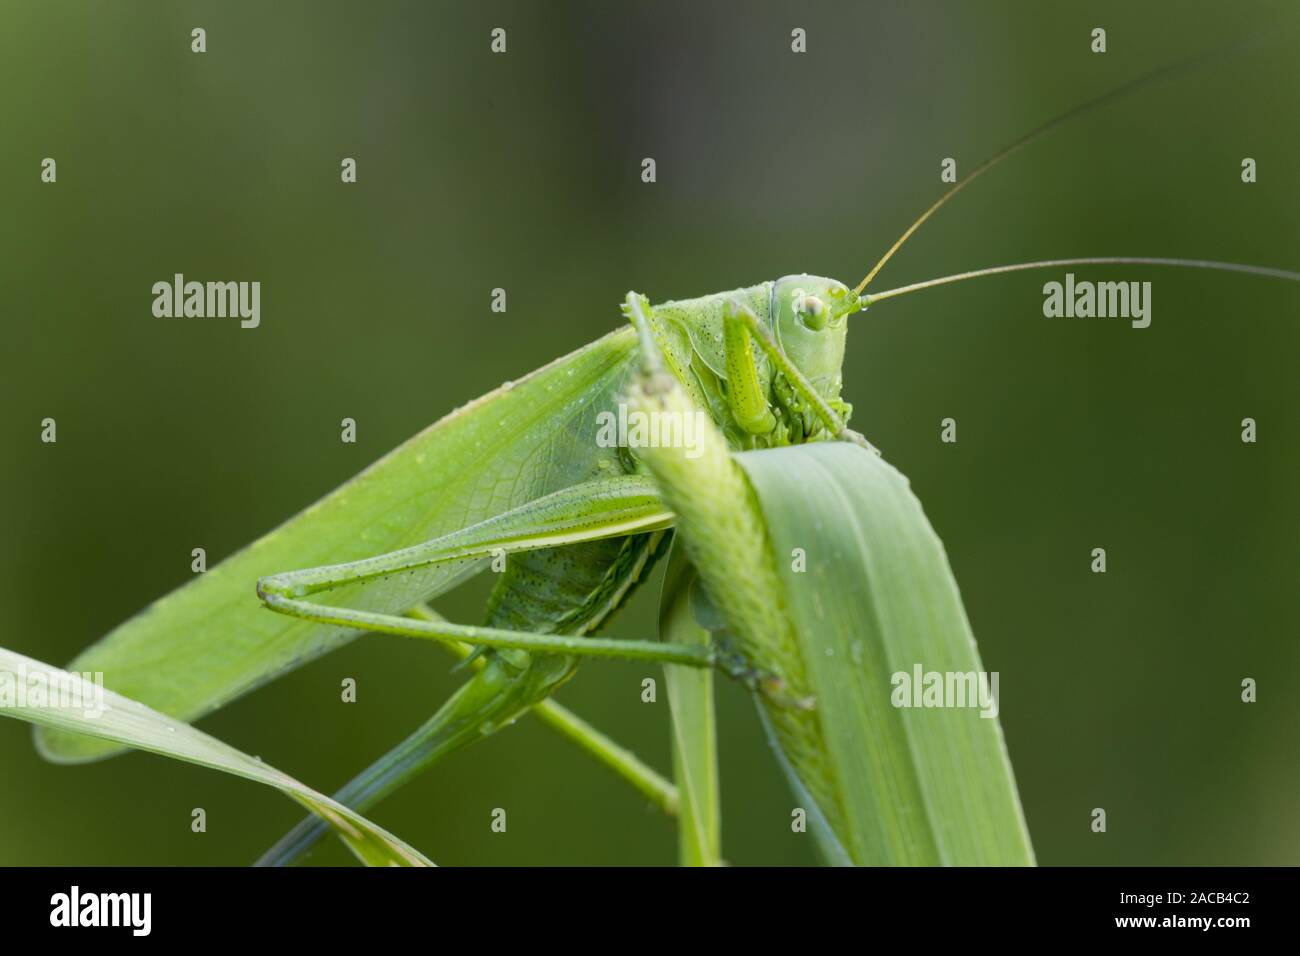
[721,298,878,453]
[721,298,778,436]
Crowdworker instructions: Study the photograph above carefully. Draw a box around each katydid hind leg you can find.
[255,472,712,863]
[258,474,671,601]
[255,475,704,675]
[260,585,713,664]
[257,644,559,866]
[256,538,699,864]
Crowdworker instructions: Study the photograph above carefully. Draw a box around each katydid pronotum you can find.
[34,43,1300,866]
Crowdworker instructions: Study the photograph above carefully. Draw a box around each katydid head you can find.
[770,274,863,400]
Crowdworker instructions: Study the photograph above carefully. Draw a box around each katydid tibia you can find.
[34,42,1300,866]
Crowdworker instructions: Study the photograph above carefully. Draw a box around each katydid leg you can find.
[723,299,876,452]
[259,587,713,665]
[257,642,563,866]
[256,478,696,662]
[259,601,682,866]
[259,474,671,600]
[254,475,711,865]
[720,299,778,436]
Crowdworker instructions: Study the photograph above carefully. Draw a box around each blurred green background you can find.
[2,0,1297,866]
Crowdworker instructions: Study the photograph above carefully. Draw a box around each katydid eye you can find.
[797,295,828,331]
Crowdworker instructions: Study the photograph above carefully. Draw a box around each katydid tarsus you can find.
[36,42,1300,866]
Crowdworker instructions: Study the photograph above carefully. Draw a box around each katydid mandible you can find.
[35,42,1300,866]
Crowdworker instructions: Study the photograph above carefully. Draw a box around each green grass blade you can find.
[658,544,721,866]
[735,442,1035,866]
[1,646,432,866]
[38,328,638,762]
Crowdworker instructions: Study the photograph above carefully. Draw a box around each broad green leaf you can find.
[39,328,638,762]
[735,442,1035,866]
[657,544,720,866]
[2,646,432,866]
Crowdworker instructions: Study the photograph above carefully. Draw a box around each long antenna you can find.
[861,257,1300,306]
[852,37,1265,297]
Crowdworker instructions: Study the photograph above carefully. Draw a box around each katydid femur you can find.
[36,40,1300,866]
